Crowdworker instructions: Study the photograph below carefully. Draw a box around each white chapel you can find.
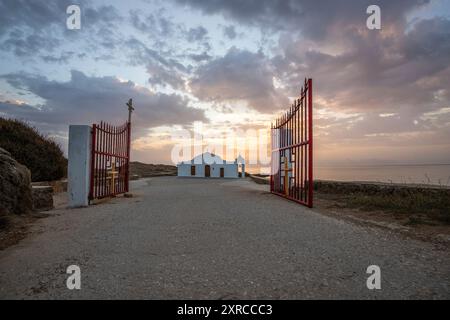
[177,152,245,178]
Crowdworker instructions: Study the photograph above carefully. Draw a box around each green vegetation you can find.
[0,118,67,182]
[342,192,450,225]
[314,180,450,226]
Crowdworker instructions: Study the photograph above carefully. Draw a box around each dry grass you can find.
[343,192,450,225]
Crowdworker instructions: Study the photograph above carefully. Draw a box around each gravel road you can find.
[0,177,449,299]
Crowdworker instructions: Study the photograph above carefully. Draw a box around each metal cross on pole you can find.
[125,98,133,193]
[126,98,134,124]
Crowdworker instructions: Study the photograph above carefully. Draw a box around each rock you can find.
[0,147,33,215]
[32,186,54,211]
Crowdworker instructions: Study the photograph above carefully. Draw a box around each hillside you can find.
[129,161,177,179]
[0,118,67,182]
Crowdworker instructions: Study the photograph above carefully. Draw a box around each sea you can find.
[248,164,450,186]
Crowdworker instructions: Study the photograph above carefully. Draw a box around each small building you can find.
[177,152,245,178]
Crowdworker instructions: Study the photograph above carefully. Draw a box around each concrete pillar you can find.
[68,125,92,207]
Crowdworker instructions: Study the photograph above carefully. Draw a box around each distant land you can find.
[129,161,176,179]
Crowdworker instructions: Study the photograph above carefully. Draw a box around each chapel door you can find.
[205,165,211,177]
[220,167,224,177]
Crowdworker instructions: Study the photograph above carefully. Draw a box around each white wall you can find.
[177,163,238,178]
[177,164,205,177]
[177,164,191,177]
[68,125,92,207]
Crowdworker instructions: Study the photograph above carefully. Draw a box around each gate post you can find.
[68,125,92,207]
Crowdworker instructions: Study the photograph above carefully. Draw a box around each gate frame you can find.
[88,121,131,201]
[270,78,313,208]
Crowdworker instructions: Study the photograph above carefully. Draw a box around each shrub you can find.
[0,117,67,182]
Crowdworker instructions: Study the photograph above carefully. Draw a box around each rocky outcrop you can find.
[0,147,33,215]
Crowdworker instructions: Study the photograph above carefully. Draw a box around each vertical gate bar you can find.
[89,124,96,201]
[118,127,123,193]
[282,115,285,193]
[270,124,273,192]
[118,126,120,194]
[292,99,298,199]
[308,78,313,208]
[294,101,297,200]
[300,87,304,201]
[118,126,121,193]
[95,124,100,198]
[290,106,293,197]
[103,125,106,196]
[278,118,280,193]
[279,118,282,193]
[97,122,101,198]
[117,126,120,195]
[122,124,125,193]
[276,121,279,193]
[293,102,296,199]
[108,123,111,196]
[304,80,308,202]
[107,123,111,196]
[118,126,121,194]
[92,124,96,199]
[103,122,107,197]
[124,123,126,192]
[297,98,301,201]
[118,125,121,194]
[106,123,112,196]
[296,99,299,200]
[114,125,117,195]
[104,123,108,197]
[100,122,104,198]
[95,122,102,198]
[121,124,124,193]
[292,105,295,198]
[126,121,131,193]
[98,121,105,197]
[122,126,124,193]
[93,124,100,198]
[113,125,116,195]
[288,107,290,197]
[288,109,290,196]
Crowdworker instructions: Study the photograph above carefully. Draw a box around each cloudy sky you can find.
[1,0,449,166]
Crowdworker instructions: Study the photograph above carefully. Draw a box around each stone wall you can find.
[32,186,54,211]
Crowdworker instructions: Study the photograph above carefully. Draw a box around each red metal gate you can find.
[270,78,313,207]
[89,121,131,200]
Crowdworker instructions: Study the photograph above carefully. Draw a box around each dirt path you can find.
[0,177,448,299]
